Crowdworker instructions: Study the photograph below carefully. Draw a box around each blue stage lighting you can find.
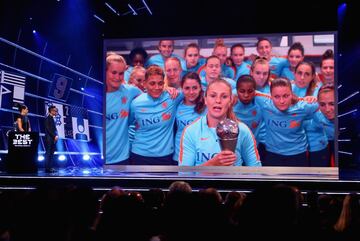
[338,3,347,25]
[82,169,91,175]
[58,155,66,161]
[38,155,45,161]
[83,154,90,161]
[32,30,36,34]
[81,87,85,91]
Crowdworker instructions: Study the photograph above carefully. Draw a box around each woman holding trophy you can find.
[178,79,261,166]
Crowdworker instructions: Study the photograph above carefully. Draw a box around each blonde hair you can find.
[106,53,126,70]
[129,66,146,85]
[214,39,226,48]
[250,58,271,87]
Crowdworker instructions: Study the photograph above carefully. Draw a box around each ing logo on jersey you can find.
[196,152,217,162]
[267,119,288,128]
[162,102,168,109]
[139,112,172,127]
[177,119,194,128]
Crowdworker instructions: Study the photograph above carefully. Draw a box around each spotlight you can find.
[32,30,36,34]
[82,169,91,175]
[83,154,90,161]
[58,155,66,161]
[81,87,84,91]
[38,155,45,161]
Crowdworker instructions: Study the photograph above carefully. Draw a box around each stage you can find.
[1,165,359,193]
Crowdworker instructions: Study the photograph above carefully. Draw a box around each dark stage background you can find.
[0,0,359,179]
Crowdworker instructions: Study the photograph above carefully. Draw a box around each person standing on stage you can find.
[16,104,31,132]
[44,105,59,173]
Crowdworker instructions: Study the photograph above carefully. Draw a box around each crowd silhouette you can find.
[0,181,357,241]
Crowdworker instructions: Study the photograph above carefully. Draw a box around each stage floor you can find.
[1,166,353,193]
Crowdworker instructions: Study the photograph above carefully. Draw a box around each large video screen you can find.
[104,32,337,169]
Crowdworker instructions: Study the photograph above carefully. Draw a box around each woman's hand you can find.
[303,96,317,103]
[165,87,179,99]
[205,150,236,166]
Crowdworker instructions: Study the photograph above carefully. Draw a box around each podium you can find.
[6,132,39,173]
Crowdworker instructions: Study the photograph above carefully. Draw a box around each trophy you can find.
[216,118,239,152]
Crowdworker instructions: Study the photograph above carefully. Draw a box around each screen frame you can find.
[103,31,338,176]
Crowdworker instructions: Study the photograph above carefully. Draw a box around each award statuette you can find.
[216,118,239,152]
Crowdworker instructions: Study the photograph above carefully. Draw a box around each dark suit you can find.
[44,114,58,170]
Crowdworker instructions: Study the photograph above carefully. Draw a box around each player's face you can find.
[295,64,315,88]
[257,40,272,59]
[131,54,145,67]
[130,71,146,92]
[106,61,126,92]
[165,59,182,87]
[182,78,201,105]
[251,63,269,88]
[145,74,165,99]
[288,49,304,68]
[321,59,335,83]
[205,58,221,80]
[158,40,174,58]
[213,46,227,65]
[205,82,232,120]
[185,47,200,68]
[231,46,245,66]
[237,82,256,105]
[319,91,335,120]
[271,86,293,111]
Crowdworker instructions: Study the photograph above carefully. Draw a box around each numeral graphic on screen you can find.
[49,74,73,101]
